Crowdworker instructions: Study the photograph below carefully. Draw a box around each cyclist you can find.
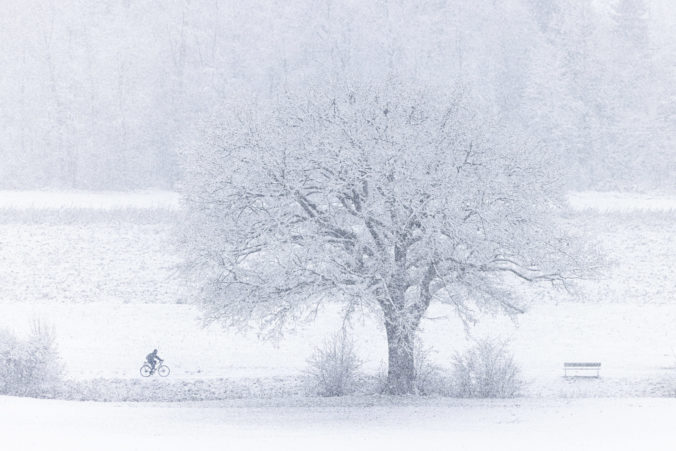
[146,349,164,374]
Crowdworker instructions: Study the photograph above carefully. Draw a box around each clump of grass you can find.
[0,319,63,397]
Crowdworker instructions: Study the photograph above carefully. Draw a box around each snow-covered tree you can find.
[180,81,595,394]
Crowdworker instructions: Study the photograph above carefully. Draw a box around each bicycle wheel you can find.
[140,364,152,377]
[158,365,170,377]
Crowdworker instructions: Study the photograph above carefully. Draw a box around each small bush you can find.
[451,338,522,398]
[305,332,362,397]
[0,320,63,397]
[413,340,445,395]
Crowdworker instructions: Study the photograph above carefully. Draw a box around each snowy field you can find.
[0,190,674,391]
[0,301,675,398]
[0,190,675,448]
[3,396,676,451]
[567,191,676,213]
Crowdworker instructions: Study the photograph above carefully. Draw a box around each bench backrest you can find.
[564,362,601,368]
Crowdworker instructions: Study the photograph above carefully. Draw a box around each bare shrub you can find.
[413,340,446,395]
[451,338,522,398]
[305,332,362,397]
[0,321,63,397]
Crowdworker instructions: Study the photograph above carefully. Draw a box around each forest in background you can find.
[0,0,673,191]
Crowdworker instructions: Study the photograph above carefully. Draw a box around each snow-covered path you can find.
[0,190,180,210]
[2,396,675,451]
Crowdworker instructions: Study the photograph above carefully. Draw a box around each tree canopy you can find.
[180,82,597,393]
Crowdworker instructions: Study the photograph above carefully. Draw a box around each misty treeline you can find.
[0,0,673,191]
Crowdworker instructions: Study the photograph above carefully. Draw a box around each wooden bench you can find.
[564,362,601,377]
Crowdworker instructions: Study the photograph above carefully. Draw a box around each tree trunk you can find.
[384,319,416,394]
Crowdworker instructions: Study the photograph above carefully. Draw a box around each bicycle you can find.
[140,360,170,377]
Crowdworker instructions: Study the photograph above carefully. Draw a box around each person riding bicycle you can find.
[146,349,163,373]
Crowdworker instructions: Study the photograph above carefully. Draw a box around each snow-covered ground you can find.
[0,223,183,304]
[2,188,672,212]
[3,395,675,451]
[0,189,180,210]
[567,191,676,212]
[0,301,674,397]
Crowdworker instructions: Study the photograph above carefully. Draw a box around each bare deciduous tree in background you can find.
[180,82,596,394]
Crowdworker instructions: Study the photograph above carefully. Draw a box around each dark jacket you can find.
[146,351,161,363]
